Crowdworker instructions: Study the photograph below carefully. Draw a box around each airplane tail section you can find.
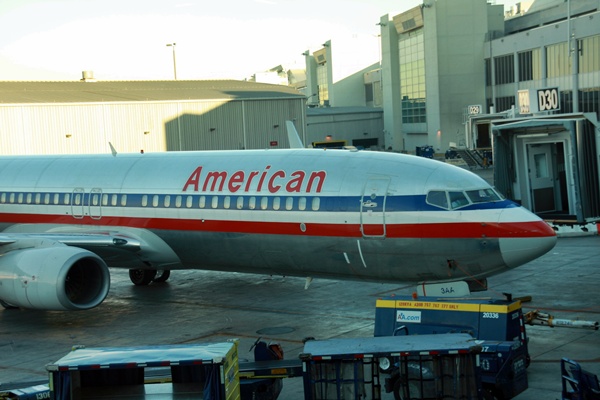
[285,120,304,149]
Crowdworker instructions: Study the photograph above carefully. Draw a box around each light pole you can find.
[166,43,177,80]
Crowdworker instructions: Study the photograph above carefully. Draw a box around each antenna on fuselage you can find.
[109,142,118,157]
[285,120,305,149]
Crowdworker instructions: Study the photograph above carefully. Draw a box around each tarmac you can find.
[1,167,599,399]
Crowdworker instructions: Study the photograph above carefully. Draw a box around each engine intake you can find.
[0,246,110,310]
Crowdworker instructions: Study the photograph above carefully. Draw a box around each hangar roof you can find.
[0,80,304,104]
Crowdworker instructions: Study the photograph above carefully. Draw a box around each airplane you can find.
[0,129,557,311]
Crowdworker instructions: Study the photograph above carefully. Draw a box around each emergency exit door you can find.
[527,143,556,213]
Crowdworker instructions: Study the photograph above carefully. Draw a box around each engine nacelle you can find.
[0,246,110,310]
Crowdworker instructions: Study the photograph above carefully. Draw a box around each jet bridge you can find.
[491,113,600,224]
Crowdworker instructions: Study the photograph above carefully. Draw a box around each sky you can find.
[0,0,521,81]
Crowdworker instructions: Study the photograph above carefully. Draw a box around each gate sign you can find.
[537,87,560,111]
[467,105,482,115]
[517,87,560,114]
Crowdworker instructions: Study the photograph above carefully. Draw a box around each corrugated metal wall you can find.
[0,98,305,155]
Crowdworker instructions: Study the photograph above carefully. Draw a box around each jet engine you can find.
[0,246,110,310]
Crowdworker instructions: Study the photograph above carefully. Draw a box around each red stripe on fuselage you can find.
[0,213,556,239]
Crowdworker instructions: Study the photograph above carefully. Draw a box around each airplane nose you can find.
[499,235,557,268]
[497,207,557,268]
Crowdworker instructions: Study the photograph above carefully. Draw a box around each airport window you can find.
[186,196,193,208]
[494,54,514,85]
[311,197,320,211]
[399,28,426,124]
[426,191,449,209]
[211,196,219,209]
[285,197,293,211]
[224,196,231,209]
[175,195,182,208]
[249,196,256,210]
[546,42,571,78]
[579,35,600,73]
[273,197,280,211]
[142,195,148,207]
[449,192,469,209]
[237,196,244,209]
[317,64,329,106]
[199,196,206,208]
[164,195,171,207]
[485,59,492,86]
[299,197,306,211]
[465,189,501,204]
[518,49,541,82]
[495,96,515,112]
[260,197,268,210]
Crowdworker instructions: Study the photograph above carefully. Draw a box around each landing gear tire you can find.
[153,270,171,283]
[129,269,157,286]
[0,299,18,309]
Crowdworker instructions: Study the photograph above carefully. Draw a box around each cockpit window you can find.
[449,191,469,209]
[426,190,448,209]
[427,187,502,210]
[465,188,501,203]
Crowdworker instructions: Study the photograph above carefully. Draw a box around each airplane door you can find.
[527,143,556,213]
[71,188,85,219]
[360,177,389,238]
[89,188,102,219]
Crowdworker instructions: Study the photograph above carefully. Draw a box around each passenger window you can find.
[44,193,50,204]
[74,193,81,205]
[449,191,469,209]
[18,193,24,204]
[285,197,293,211]
[152,195,159,207]
[237,197,244,209]
[211,196,219,209]
[311,197,320,211]
[164,195,171,207]
[54,193,60,205]
[35,193,41,204]
[0,193,5,203]
[273,197,280,210]
[249,197,256,210]
[120,195,127,206]
[102,194,109,206]
[426,191,449,209]
[92,194,99,206]
[260,197,268,210]
[9,193,15,203]
[199,196,206,208]
[186,196,193,208]
[224,196,231,209]
[111,194,118,206]
[175,195,182,208]
[299,197,306,211]
[26,193,32,204]
[64,193,70,205]
[142,195,148,207]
